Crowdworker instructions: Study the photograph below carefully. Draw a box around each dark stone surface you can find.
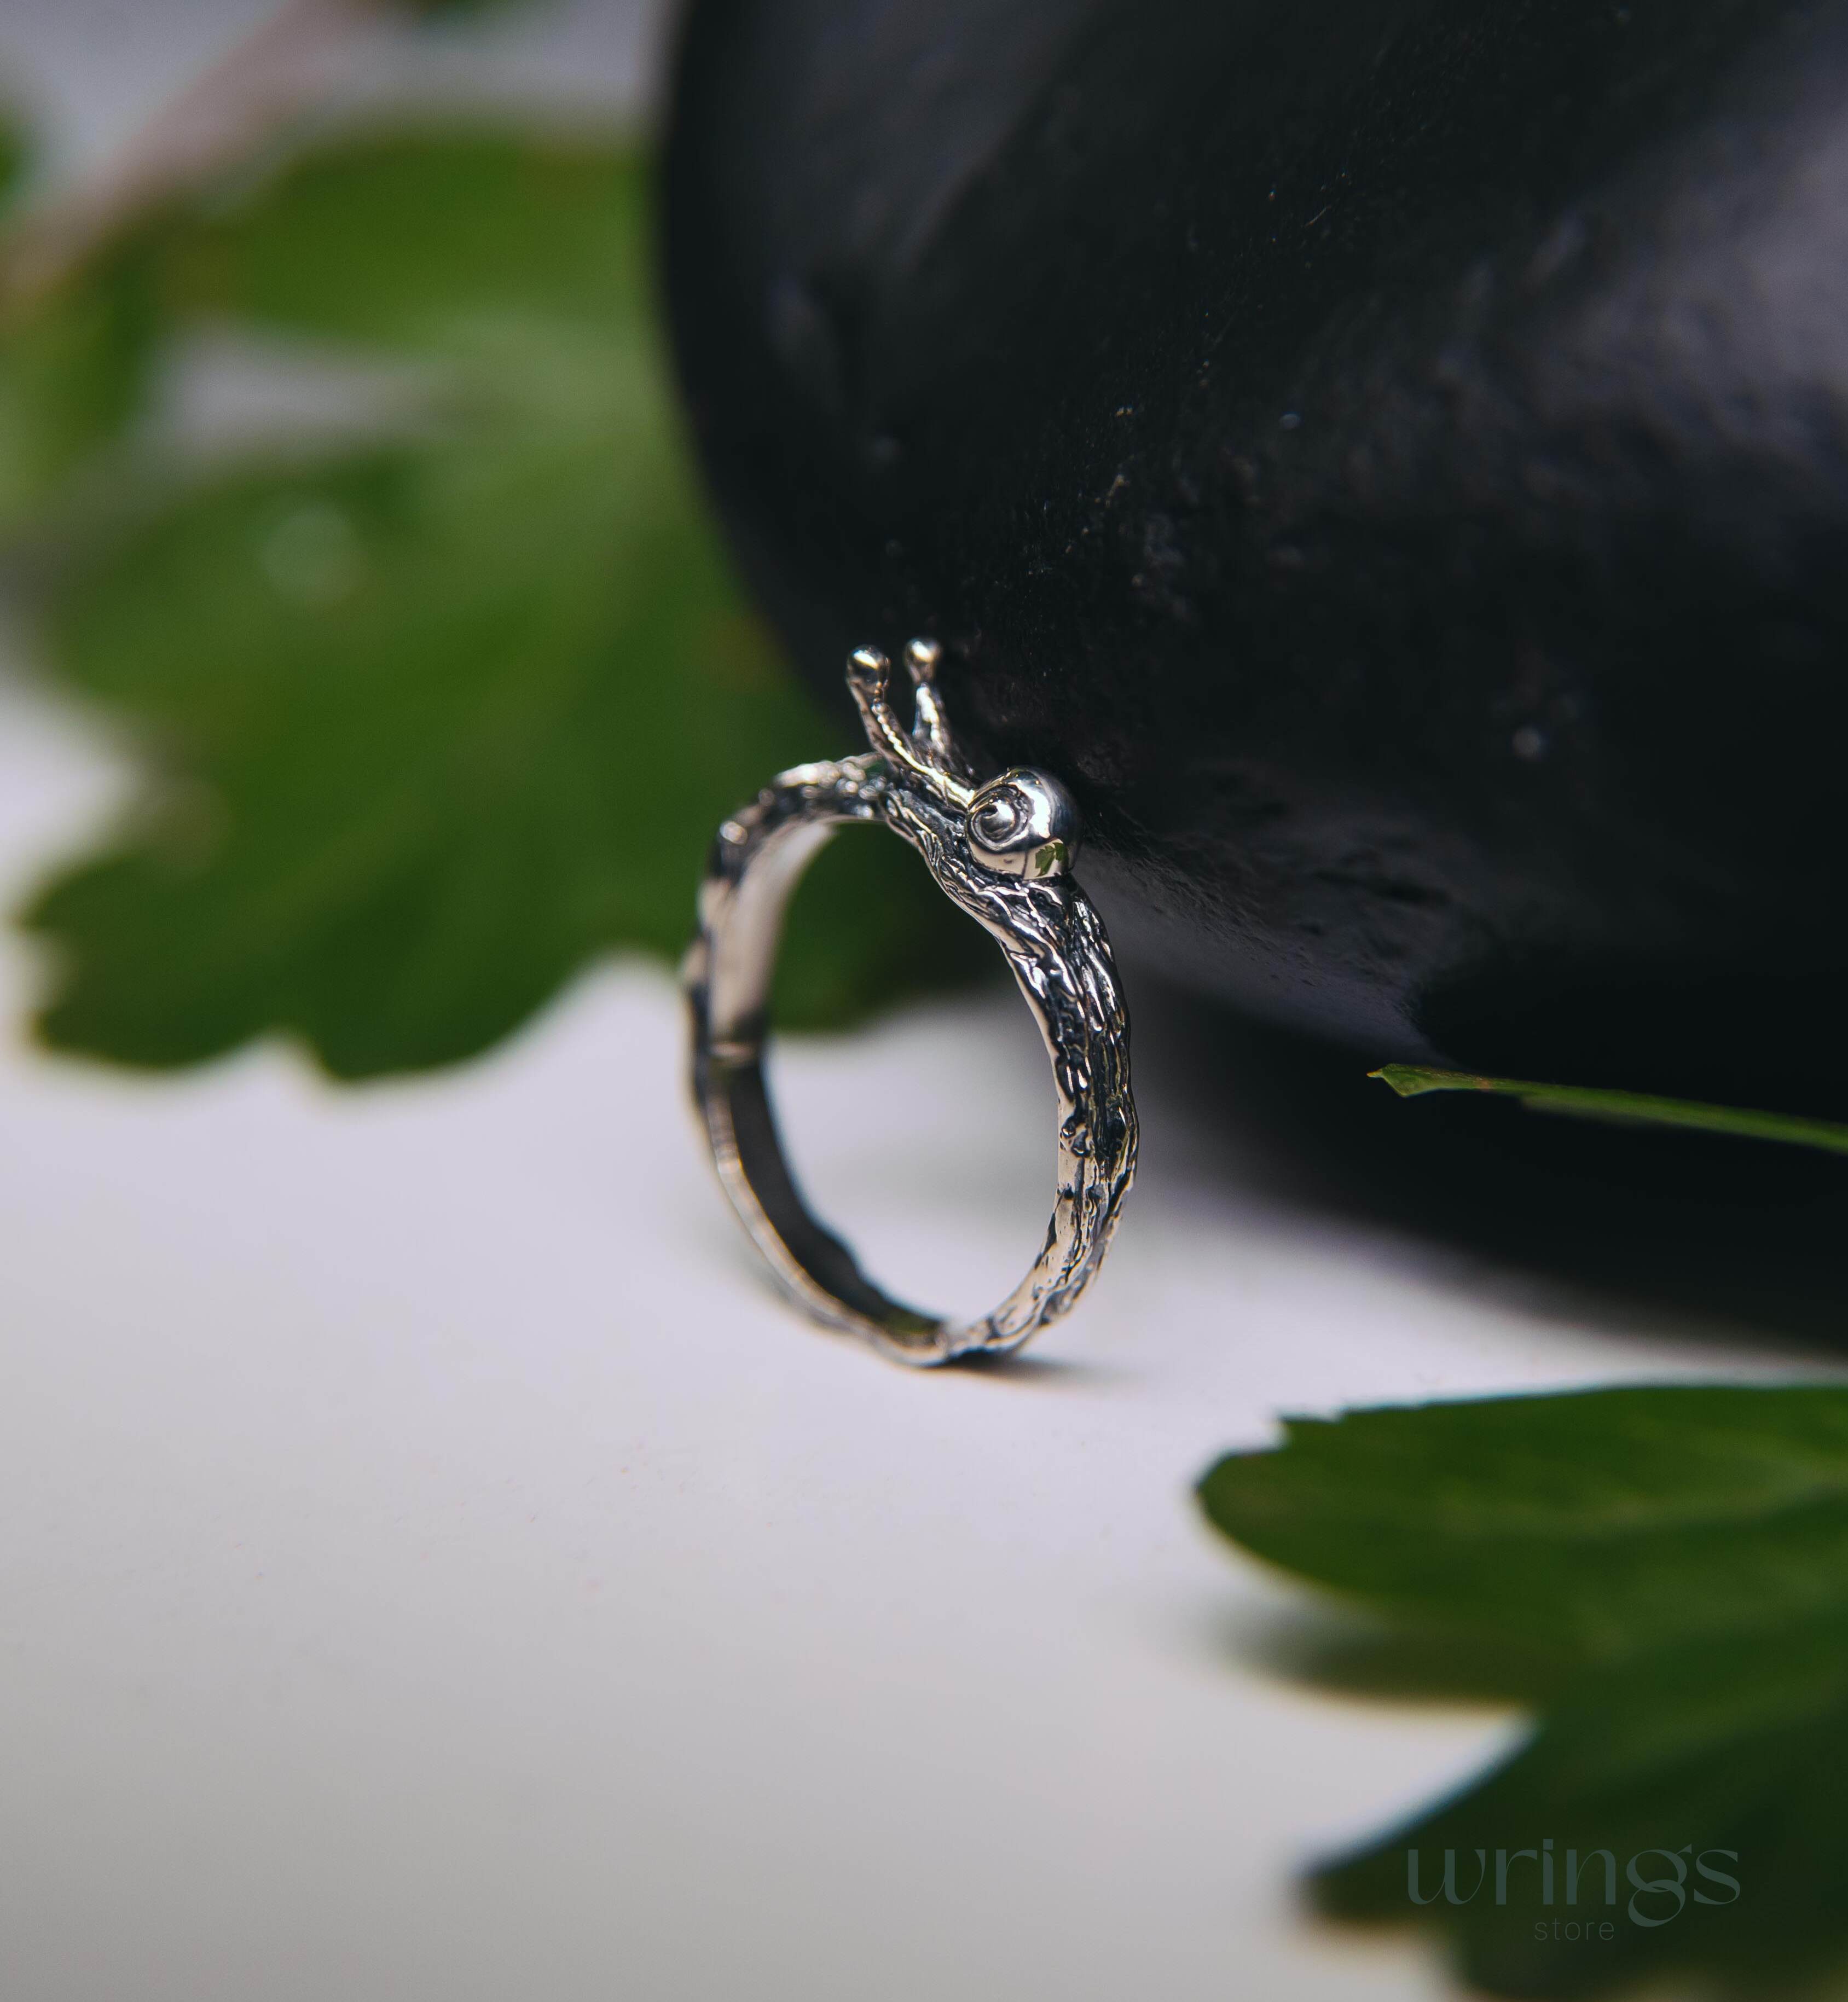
[662,0,1848,1112]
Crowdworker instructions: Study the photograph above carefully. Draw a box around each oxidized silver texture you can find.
[683,639,1138,1366]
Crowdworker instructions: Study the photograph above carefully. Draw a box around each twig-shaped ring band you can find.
[683,641,1137,1366]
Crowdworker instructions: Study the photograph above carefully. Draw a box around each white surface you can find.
[0,9,1833,2000]
[0,680,1823,2002]
[0,0,661,184]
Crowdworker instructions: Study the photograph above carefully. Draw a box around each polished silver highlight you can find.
[683,640,1138,1366]
[967,769,1082,880]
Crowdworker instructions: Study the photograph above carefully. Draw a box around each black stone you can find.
[662,0,1848,1113]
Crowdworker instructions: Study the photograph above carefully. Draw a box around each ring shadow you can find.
[949,1347,1127,1389]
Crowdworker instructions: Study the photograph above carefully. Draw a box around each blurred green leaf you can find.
[0,95,161,531]
[1200,1386,1848,1999]
[1372,1064,1848,1156]
[171,129,650,358]
[1202,1386,1848,1656]
[0,111,28,217]
[21,135,983,1075]
[0,241,164,533]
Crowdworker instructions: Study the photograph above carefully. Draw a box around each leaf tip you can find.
[1369,1063,1429,1098]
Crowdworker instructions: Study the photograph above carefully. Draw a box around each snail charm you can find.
[683,640,1138,1365]
[966,770,1081,880]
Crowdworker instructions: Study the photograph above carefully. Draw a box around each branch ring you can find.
[683,640,1137,1366]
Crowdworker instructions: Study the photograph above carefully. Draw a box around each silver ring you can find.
[683,639,1138,1366]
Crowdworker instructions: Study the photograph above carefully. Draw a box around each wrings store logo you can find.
[1406,1841,1741,1937]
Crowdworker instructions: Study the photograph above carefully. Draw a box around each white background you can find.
[0,7,1837,1999]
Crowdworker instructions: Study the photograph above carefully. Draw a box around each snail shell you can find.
[966,770,1082,880]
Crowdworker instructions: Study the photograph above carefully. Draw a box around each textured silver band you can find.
[683,640,1138,1366]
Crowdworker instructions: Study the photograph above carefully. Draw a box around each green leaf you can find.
[0,111,29,217]
[1372,1064,1848,1156]
[170,129,651,361]
[1202,1386,1848,1658]
[25,434,982,1073]
[0,244,164,531]
[0,98,161,532]
[1200,1386,1848,1999]
[21,135,984,1076]
[1317,1617,1848,2000]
